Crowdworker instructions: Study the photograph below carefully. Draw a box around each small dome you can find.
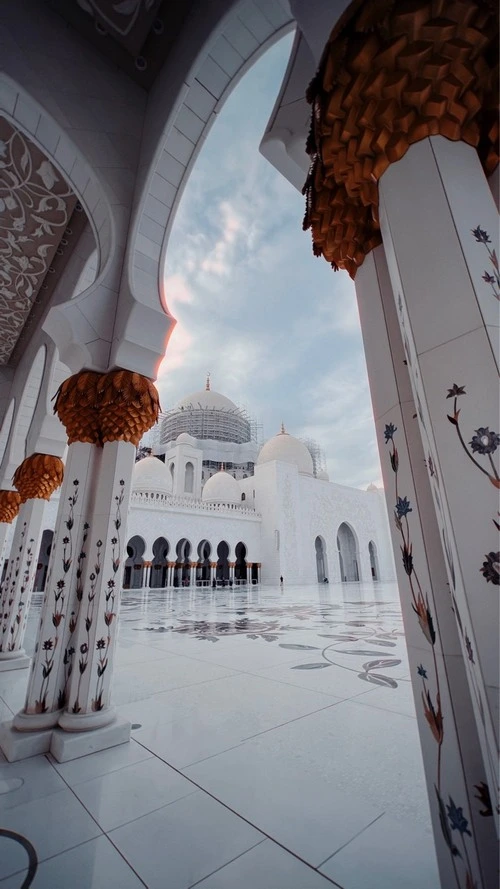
[257,426,313,476]
[176,432,196,445]
[367,483,378,492]
[132,456,172,494]
[317,470,330,481]
[202,470,240,504]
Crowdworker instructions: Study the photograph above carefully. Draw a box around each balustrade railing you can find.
[131,489,259,517]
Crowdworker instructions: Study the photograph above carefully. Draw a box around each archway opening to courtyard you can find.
[196,539,211,585]
[151,536,170,588]
[175,537,191,587]
[315,535,328,583]
[124,535,146,589]
[235,541,247,584]
[337,523,359,582]
[34,529,53,592]
[369,540,379,581]
[216,540,229,583]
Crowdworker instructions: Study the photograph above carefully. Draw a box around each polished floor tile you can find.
[72,755,196,830]
[0,582,437,889]
[0,754,65,811]
[320,812,439,889]
[0,788,101,880]
[0,835,144,888]
[186,745,384,867]
[111,655,237,706]
[194,838,336,888]
[110,789,264,889]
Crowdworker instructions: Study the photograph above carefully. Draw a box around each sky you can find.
[156,34,382,490]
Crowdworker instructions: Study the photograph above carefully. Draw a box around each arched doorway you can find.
[235,541,247,584]
[369,540,379,581]
[196,540,211,585]
[216,540,229,584]
[123,535,146,589]
[315,535,328,583]
[151,537,169,588]
[34,529,53,592]
[337,523,359,582]
[175,538,191,587]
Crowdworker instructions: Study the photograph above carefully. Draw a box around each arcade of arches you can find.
[31,526,381,591]
[120,536,259,589]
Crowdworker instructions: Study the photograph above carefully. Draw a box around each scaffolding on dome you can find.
[300,437,327,477]
[158,401,261,446]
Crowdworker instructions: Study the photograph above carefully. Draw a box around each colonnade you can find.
[0,369,159,760]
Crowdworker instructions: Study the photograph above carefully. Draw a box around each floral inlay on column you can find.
[446,384,499,586]
[0,522,27,652]
[92,479,124,712]
[384,422,481,888]
[472,227,500,301]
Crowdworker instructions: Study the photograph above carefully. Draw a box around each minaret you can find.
[280,421,286,434]
[205,372,211,391]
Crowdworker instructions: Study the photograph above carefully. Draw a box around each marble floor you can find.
[0,582,440,888]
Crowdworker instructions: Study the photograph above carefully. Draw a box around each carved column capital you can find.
[0,490,22,523]
[97,370,160,446]
[53,369,160,447]
[53,371,101,445]
[12,454,64,502]
[303,0,498,277]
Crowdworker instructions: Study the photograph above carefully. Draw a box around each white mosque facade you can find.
[29,382,395,593]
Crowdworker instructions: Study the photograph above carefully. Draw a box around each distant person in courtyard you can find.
[324,577,329,583]
[280,575,283,585]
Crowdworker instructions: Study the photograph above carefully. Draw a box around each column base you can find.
[0,719,52,762]
[13,708,60,732]
[50,716,131,763]
[0,651,31,671]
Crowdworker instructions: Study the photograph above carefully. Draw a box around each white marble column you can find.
[14,443,99,728]
[356,245,498,888]
[58,439,135,732]
[378,138,499,826]
[0,498,46,670]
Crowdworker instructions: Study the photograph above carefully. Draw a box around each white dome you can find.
[202,470,241,504]
[176,432,196,445]
[317,470,330,481]
[257,428,314,476]
[177,389,237,412]
[132,456,172,494]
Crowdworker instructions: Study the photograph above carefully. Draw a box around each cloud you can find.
[158,34,383,491]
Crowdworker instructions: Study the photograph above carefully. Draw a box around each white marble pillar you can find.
[0,498,46,669]
[58,440,135,731]
[356,244,498,888]
[378,138,499,824]
[167,562,174,587]
[14,443,99,728]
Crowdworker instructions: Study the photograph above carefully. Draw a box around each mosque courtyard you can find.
[0,581,439,889]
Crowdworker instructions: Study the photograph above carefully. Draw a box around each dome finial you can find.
[220,461,225,472]
[280,421,286,434]
[205,372,211,391]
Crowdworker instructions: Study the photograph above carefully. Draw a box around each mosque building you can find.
[30,378,395,592]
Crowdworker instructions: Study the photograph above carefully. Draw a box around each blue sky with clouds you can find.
[157,34,382,489]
